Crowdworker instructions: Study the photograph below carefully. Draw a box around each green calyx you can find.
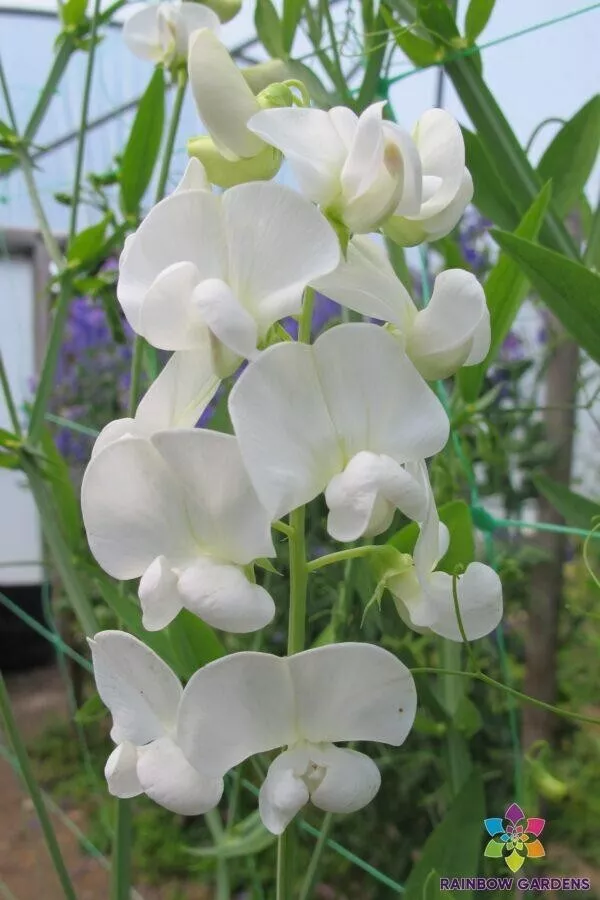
[199,0,242,23]
[187,136,282,188]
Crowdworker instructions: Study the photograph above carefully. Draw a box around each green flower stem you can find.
[298,812,335,900]
[307,544,392,573]
[110,799,132,900]
[24,38,74,144]
[0,351,22,435]
[0,672,78,900]
[127,335,145,417]
[205,810,230,900]
[155,68,187,203]
[439,639,471,797]
[28,280,70,445]
[410,667,600,728]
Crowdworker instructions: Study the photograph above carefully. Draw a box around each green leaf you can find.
[424,870,457,900]
[167,609,225,677]
[462,128,519,230]
[458,182,552,401]
[0,451,19,469]
[389,501,475,573]
[282,0,304,52]
[403,771,484,899]
[120,67,165,216]
[538,94,600,217]
[454,696,483,738]
[445,55,577,259]
[38,428,83,552]
[491,230,600,365]
[188,811,275,859]
[531,473,600,531]
[0,153,17,173]
[417,0,460,44]
[385,8,440,67]
[75,692,105,724]
[464,0,495,44]
[255,0,286,58]
[67,218,107,266]
[61,0,87,28]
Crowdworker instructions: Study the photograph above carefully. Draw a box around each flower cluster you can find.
[82,2,503,835]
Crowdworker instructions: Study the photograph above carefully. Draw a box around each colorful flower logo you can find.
[484,803,545,873]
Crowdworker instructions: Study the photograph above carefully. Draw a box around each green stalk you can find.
[307,544,391,572]
[205,809,230,900]
[110,800,132,900]
[24,38,74,143]
[439,639,471,797]
[0,351,22,435]
[155,68,187,203]
[0,672,78,900]
[298,813,334,900]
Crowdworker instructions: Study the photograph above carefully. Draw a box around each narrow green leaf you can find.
[61,0,87,28]
[464,0,495,44]
[255,0,286,58]
[385,8,440,67]
[357,10,389,109]
[282,0,304,52]
[538,94,600,217]
[491,230,600,364]
[67,218,107,266]
[403,771,484,899]
[424,870,457,900]
[458,182,552,401]
[39,428,83,552]
[0,451,19,469]
[120,67,165,216]
[417,0,460,43]
[75,692,105,724]
[531,473,600,531]
[0,153,17,173]
[462,128,519,230]
[389,501,475,573]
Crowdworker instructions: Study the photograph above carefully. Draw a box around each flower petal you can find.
[325,451,428,542]
[140,262,205,350]
[92,418,137,458]
[89,630,182,744]
[407,269,490,380]
[340,102,387,205]
[174,2,220,58]
[315,323,449,462]
[228,342,342,519]
[288,643,417,746]
[81,435,194,579]
[178,652,295,776]
[248,107,346,205]
[382,120,423,217]
[258,749,310,835]
[426,562,503,641]
[192,277,258,358]
[422,168,473,241]
[174,157,209,193]
[313,235,414,330]
[222,182,340,334]
[177,558,275,633]
[189,29,263,159]
[139,555,183,631]
[122,4,161,61]
[310,746,381,815]
[105,742,142,799]
[151,429,275,563]
[137,735,224,815]
[413,109,465,218]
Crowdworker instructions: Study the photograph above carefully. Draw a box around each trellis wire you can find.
[0,5,599,896]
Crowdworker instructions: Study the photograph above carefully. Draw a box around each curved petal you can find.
[89,630,182,744]
[288,643,417,746]
[248,107,346,205]
[325,451,428,542]
[174,157,209,193]
[139,555,183,631]
[117,189,226,337]
[465,305,491,365]
[423,168,473,241]
[222,182,340,334]
[413,109,465,218]
[122,4,161,62]
[92,418,137,458]
[389,567,438,631]
[228,342,342,519]
[174,2,220,58]
[135,345,221,433]
[258,749,310,835]
[177,558,275,633]
[105,742,143,799]
[382,120,423,217]
[427,562,503,641]
[151,429,275,563]
[408,269,489,380]
[189,29,263,160]
[192,278,258,359]
[137,736,224,815]
[81,435,194,579]
[314,323,449,462]
[179,652,295,777]
[140,261,205,350]
[340,102,387,204]
[313,235,414,330]
[310,746,381,815]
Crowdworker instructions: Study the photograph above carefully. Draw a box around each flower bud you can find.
[528,758,569,802]
[200,0,242,22]
[187,135,282,188]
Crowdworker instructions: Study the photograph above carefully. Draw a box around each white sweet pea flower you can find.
[248,101,422,234]
[81,430,276,633]
[123,1,220,67]
[89,630,223,815]
[187,29,282,186]
[178,643,417,833]
[314,236,490,380]
[389,462,503,640]
[384,108,473,246]
[117,180,339,366]
[228,323,449,540]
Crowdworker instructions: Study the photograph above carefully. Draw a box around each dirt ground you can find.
[0,665,211,900]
